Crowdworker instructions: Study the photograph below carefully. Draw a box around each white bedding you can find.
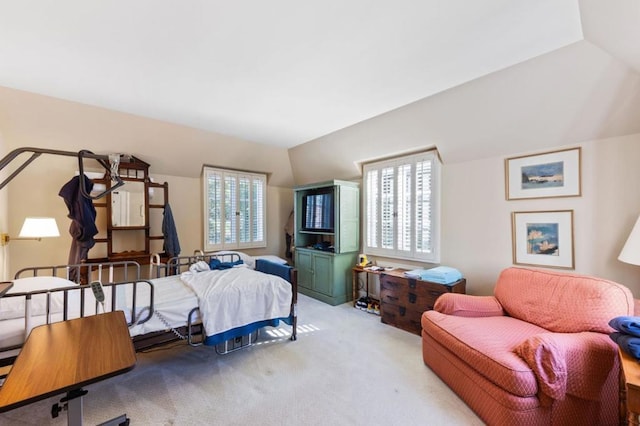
[179,265,292,337]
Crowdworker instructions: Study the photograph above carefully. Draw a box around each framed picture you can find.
[505,147,581,200]
[511,210,574,269]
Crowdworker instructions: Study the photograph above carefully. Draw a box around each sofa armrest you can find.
[434,293,505,317]
[514,332,616,404]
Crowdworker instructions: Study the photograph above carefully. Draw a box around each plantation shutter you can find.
[363,150,440,262]
[203,167,266,251]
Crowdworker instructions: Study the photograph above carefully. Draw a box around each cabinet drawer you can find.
[381,274,450,294]
[381,304,423,335]
[381,276,448,307]
[380,289,437,310]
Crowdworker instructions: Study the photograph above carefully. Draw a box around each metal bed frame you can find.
[147,252,298,354]
[1,253,297,362]
[0,261,154,367]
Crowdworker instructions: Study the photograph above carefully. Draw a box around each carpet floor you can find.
[0,293,483,425]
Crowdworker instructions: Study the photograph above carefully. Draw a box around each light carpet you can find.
[0,294,483,425]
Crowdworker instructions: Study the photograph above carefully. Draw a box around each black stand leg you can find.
[51,388,130,426]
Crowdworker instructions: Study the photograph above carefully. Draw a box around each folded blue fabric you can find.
[421,266,462,283]
[609,316,640,337]
[404,266,462,285]
[610,332,640,359]
[209,258,243,270]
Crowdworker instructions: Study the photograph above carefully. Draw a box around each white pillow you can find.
[0,276,79,320]
[188,261,210,273]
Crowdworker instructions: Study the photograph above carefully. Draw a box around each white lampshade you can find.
[619,215,640,266]
[18,217,60,239]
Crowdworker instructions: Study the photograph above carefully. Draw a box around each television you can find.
[302,190,334,232]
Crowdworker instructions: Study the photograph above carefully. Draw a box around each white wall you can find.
[2,86,639,297]
[289,41,640,186]
[2,156,294,279]
[442,135,640,295]
[0,87,296,279]
[303,134,640,299]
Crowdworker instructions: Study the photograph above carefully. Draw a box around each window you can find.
[363,150,440,262]
[203,167,266,251]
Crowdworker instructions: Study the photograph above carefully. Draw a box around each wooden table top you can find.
[0,282,13,298]
[353,266,408,278]
[0,311,136,413]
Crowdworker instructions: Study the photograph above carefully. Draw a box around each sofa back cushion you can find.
[494,267,634,333]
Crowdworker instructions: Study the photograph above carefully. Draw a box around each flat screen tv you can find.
[302,190,334,232]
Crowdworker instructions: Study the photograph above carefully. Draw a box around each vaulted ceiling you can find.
[0,1,638,155]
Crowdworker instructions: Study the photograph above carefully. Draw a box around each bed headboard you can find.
[161,253,242,276]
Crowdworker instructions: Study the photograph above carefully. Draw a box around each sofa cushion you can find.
[433,293,504,317]
[423,310,546,397]
[494,267,634,333]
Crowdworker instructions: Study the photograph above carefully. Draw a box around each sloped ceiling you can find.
[580,0,640,73]
[0,0,638,168]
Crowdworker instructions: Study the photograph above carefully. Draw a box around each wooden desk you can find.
[0,311,136,424]
[0,282,13,298]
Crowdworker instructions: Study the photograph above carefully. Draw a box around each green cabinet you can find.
[294,180,359,305]
[295,248,357,305]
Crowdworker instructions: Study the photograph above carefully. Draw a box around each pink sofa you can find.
[421,267,634,425]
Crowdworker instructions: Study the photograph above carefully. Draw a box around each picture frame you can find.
[505,147,581,200]
[511,210,574,269]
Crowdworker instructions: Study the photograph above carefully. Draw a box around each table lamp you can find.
[619,215,640,266]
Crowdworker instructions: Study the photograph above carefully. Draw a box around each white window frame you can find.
[363,150,441,263]
[203,166,267,251]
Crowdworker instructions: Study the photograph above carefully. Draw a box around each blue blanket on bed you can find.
[208,258,244,270]
[609,316,640,337]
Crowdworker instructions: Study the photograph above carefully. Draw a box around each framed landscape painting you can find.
[505,147,581,200]
[511,210,574,269]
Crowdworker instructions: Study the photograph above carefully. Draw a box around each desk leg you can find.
[68,397,83,426]
[352,269,358,306]
[66,390,84,426]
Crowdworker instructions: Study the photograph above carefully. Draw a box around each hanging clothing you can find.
[59,175,98,274]
[284,210,294,259]
[162,203,181,258]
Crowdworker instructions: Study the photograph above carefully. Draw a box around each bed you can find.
[144,251,297,353]
[0,261,153,362]
[0,252,297,364]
